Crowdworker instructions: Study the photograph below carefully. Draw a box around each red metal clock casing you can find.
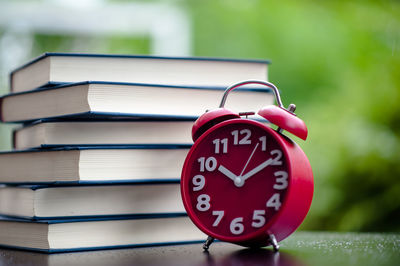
[180,80,313,249]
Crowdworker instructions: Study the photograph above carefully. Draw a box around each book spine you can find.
[12,127,17,149]
[9,71,14,93]
[0,96,4,122]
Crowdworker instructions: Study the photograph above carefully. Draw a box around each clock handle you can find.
[219,80,284,108]
[191,80,279,142]
[192,80,308,142]
[219,80,308,140]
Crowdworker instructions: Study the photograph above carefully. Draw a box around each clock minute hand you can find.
[241,158,273,181]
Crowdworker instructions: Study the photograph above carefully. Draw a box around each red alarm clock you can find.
[181,80,313,251]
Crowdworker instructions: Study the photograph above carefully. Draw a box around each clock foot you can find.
[203,236,215,251]
[268,234,280,252]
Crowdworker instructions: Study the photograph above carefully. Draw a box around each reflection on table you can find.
[0,232,399,266]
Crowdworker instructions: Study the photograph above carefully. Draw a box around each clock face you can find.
[182,119,290,242]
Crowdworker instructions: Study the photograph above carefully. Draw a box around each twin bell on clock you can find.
[181,80,314,251]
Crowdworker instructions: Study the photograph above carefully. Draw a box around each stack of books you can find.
[0,53,271,253]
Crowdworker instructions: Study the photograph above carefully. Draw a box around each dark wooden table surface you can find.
[0,232,399,266]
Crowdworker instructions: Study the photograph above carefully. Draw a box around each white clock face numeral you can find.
[230,217,244,235]
[231,129,252,145]
[251,210,266,228]
[196,194,211,211]
[270,149,283,165]
[198,156,217,172]
[212,210,225,227]
[273,171,288,190]
[259,136,267,151]
[192,175,205,191]
[266,193,281,211]
[213,138,228,154]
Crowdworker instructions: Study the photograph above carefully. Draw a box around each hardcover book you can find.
[10,53,269,93]
[0,183,184,219]
[0,146,189,184]
[0,81,273,123]
[0,215,206,253]
[13,120,194,150]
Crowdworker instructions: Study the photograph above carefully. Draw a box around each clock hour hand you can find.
[218,165,244,187]
[241,158,273,181]
[218,165,238,181]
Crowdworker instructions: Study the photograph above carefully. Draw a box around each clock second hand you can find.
[238,142,260,180]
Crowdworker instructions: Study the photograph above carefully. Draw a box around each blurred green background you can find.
[0,0,399,233]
